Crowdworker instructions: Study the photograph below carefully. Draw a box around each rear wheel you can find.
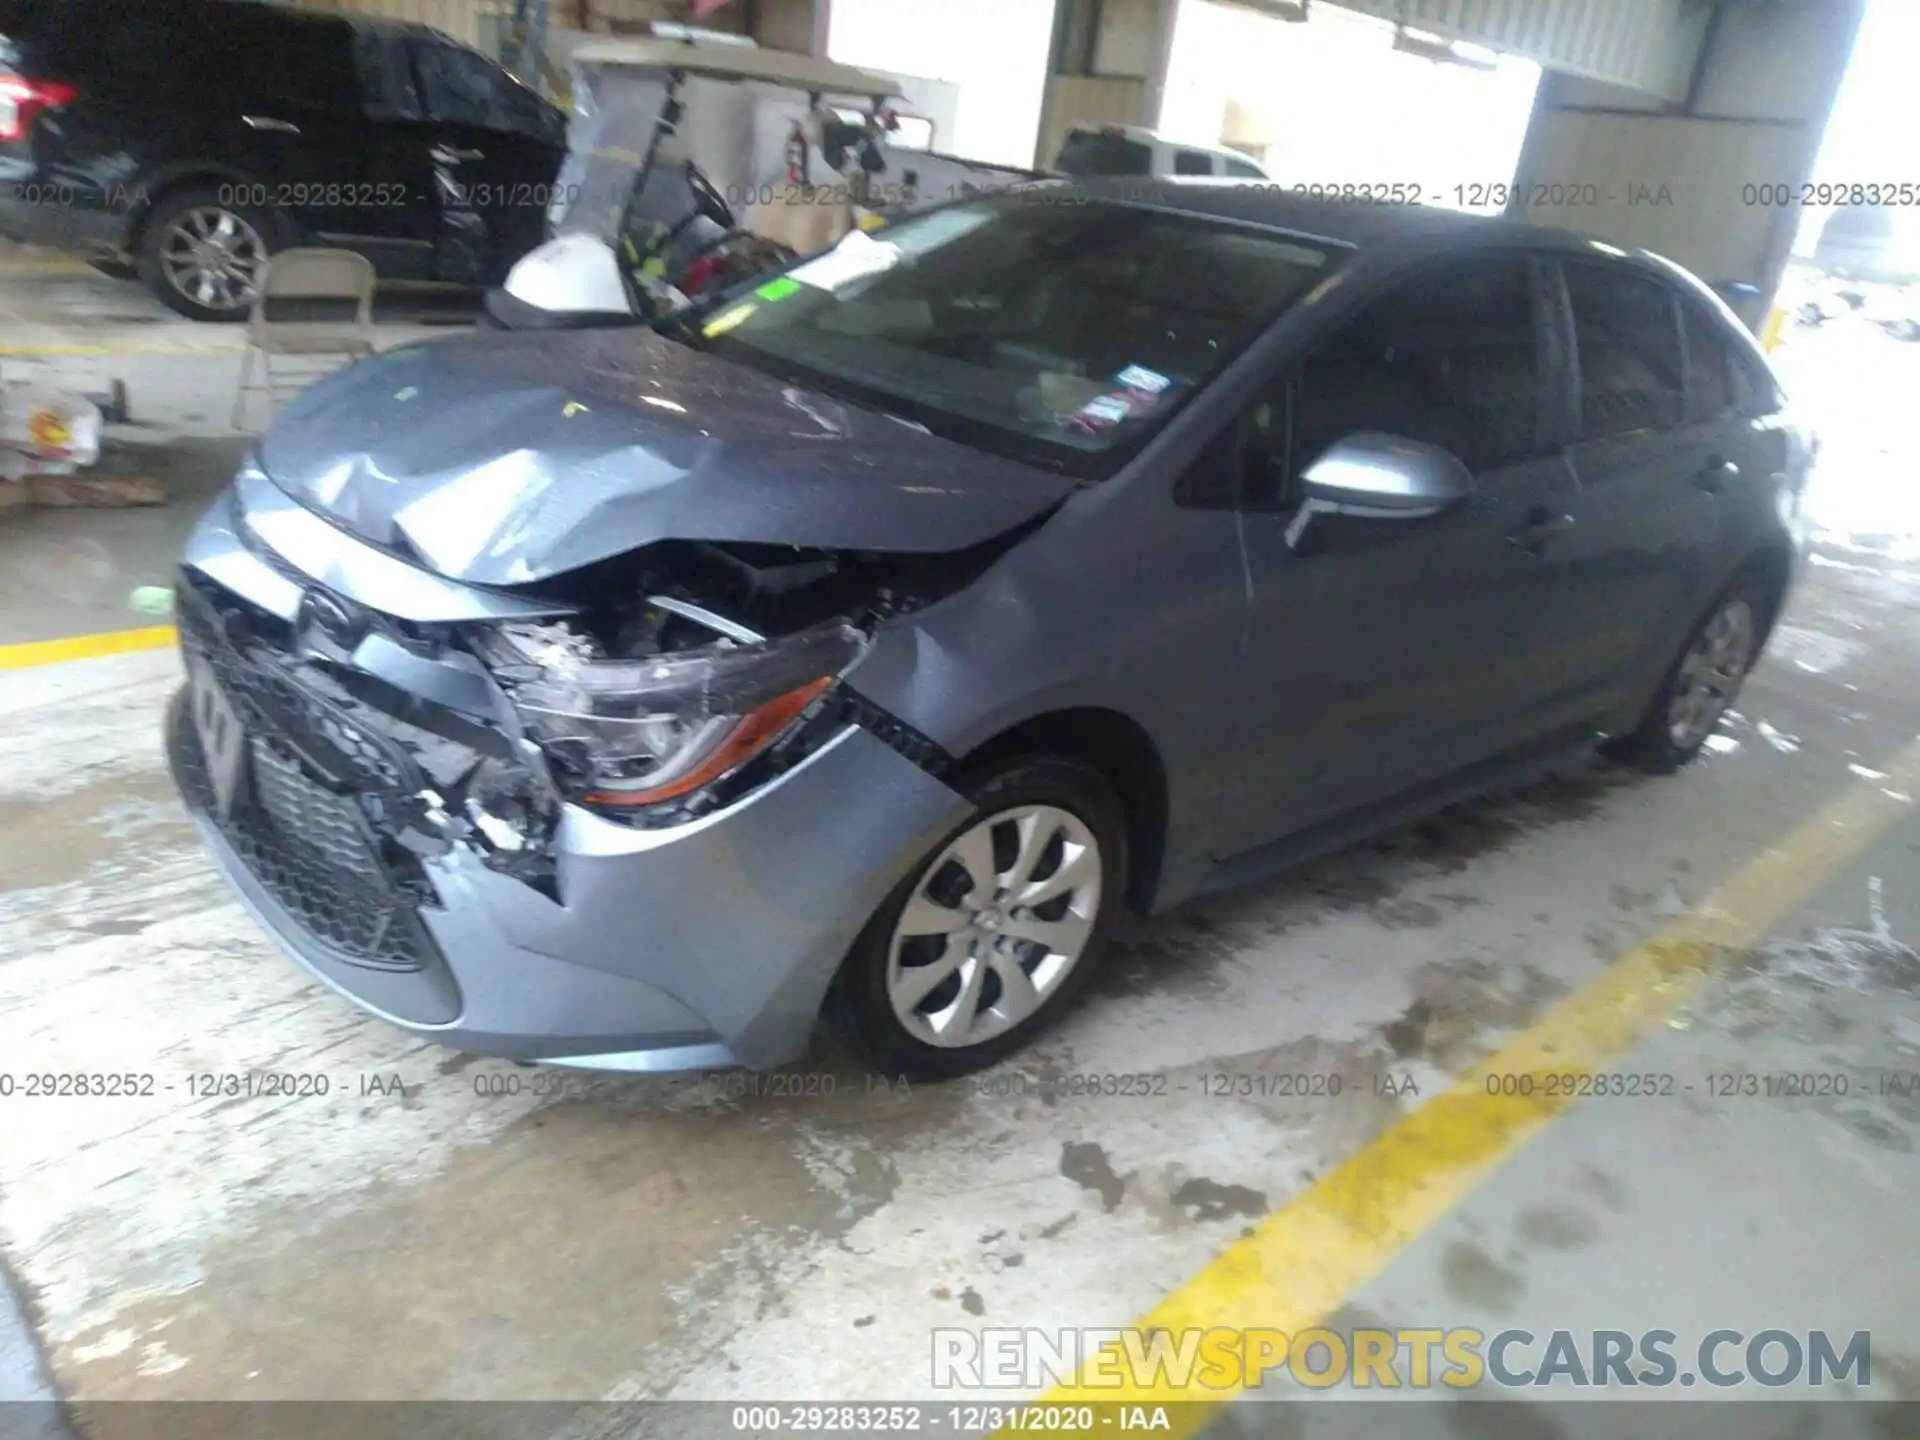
[138,185,274,322]
[826,755,1126,1081]
[1617,582,1766,773]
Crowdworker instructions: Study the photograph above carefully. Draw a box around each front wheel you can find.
[138,185,275,322]
[1616,583,1766,772]
[826,755,1127,1081]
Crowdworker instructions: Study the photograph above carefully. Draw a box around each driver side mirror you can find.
[1285,432,1473,551]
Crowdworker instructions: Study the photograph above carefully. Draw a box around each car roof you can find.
[1069,125,1248,160]
[1054,176,1652,261]
[209,0,436,37]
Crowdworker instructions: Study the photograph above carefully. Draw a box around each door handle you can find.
[242,115,301,135]
[431,145,486,164]
[1509,506,1575,551]
[1693,457,1739,495]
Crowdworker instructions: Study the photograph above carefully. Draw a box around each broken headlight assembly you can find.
[475,620,866,813]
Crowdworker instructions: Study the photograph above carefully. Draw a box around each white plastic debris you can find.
[1,385,104,480]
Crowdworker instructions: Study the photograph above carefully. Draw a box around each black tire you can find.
[137,184,276,323]
[1614,577,1771,774]
[825,754,1128,1081]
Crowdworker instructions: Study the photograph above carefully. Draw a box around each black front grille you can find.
[174,575,440,973]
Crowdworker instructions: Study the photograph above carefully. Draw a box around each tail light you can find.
[0,76,79,144]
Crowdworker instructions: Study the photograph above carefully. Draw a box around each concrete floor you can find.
[2,258,1917,1432]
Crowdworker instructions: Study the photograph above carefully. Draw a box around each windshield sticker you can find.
[1115,365,1171,395]
[702,302,758,338]
[788,231,903,292]
[755,276,804,303]
[1069,394,1135,432]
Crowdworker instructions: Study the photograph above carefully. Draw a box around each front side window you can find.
[1281,253,1546,489]
[230,12,358,112]
[695,197,1334,478]
[1173,150,1214,176]
[1564,260,1684,440]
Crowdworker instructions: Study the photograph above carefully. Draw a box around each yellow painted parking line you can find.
[0,344,244,356]
[0,625,176,671]
[1012,736,1920,1433]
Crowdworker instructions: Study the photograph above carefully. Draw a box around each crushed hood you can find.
[257,329,1078,586]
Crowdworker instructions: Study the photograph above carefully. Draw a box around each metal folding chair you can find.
[231,249,378,430]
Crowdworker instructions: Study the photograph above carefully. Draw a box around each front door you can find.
[1204,251,1590,859]
[222,8,434,278]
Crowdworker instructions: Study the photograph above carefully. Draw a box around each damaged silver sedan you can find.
[168,184,1808,1078]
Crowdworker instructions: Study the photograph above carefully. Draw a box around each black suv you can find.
[0,0,566,319]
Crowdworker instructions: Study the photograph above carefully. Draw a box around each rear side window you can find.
[414,39,554,137]
[1054,129,1151,177]
[1564,261,1684,440]
[1285,253,1546,482]
[1681,305,1736,421]
[414,41,502,126]
[7,0,194,84]
[1732,350,1782,418]
[1173,150,1213,176]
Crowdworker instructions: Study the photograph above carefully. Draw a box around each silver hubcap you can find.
[1668,599,1756,749]
[160,207,267,312]
[886,805,1103,1049]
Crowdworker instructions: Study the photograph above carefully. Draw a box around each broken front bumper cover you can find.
[166,483,971,1071]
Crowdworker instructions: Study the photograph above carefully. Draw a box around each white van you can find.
[1054,124,1271,180]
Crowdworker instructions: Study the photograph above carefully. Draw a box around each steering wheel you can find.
[684,160,735,232]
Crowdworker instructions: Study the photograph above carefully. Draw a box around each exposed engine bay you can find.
[176,521,1019,950]
[523,531,1033,652]
[457,532,1019,834]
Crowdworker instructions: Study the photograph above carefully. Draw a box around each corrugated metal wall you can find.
[1314,0,1696,94]
[1514,0,1868,314]
[310,0,1699,98]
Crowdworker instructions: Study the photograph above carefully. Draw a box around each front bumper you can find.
[167,483,970,1071]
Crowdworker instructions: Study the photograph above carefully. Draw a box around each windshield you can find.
[692,196,1333,477]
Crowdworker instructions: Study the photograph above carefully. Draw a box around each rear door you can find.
[1555,258,1726,702]
[408,37,565,284]
[1667,299,1797,636]
[218,5,432,274]
[1208,250,1588,855]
